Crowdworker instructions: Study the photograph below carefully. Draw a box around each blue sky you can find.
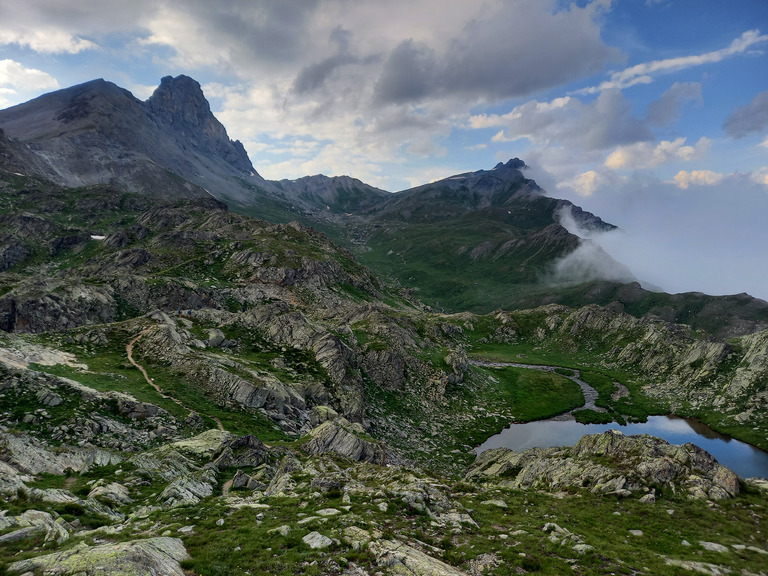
[1,0,768,300]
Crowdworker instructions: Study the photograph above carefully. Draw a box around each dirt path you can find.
[127,327,225,432]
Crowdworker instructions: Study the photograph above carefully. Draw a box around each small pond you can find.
[476,415,768,479]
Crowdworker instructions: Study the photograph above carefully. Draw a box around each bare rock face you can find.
[147,75,253,175]
[466,430,740,500]
[212,434,269,470]
[7,536,189,576]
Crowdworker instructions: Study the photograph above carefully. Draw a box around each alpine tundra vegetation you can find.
[0,76,767,576]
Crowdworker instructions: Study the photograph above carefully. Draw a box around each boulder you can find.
[302,531,333,549]
[302,418,385,464]
[212,434,269,470]
[7,537,189,576]
[370,538,469,576]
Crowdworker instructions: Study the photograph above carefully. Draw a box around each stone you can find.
[303,531,333,549]
[572,544,595,554]
[88,482,133,505]
[629,530,643,537]
[157,467,217,507]
[213,435,269,470]
[699,541,730,553]
[664,557,732,576]
[481,499,507,508]
[638,493,656,504]
[268,525,291,537]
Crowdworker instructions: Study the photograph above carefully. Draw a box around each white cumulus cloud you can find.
[0,60,60,108]
[605,137,711,170]
[673,170,725,189]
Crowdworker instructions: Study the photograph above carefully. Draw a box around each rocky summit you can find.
[1,76,768,576]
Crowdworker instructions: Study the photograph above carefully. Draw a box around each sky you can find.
[1,0,767,300]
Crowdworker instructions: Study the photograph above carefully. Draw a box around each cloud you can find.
[0,60,60,108]
[723,90,768,138]
[559,170,605,197]
[547,206,636,285]
[673,170,724,189]
[751,168,768,187]
[604,137,711,170]
[548,240,637,286]
[646,82,702,126]
[471,90,651,152]
[371,0,618,106]
[548,171,768,301]
[577,29,768,95]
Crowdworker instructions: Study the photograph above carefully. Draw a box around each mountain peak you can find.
[147,75,211,127]
[494,158,527,172]
[147,75,254,175]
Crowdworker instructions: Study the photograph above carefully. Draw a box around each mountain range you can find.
[1,75,768,576]
[1,75,767,337]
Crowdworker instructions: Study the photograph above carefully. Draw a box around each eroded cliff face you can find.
[146,75,254,175]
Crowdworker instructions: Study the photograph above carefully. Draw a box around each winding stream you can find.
[472,360,768,479]
[471,360,602,418]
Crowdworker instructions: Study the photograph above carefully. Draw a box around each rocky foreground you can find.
[2,362,767,576]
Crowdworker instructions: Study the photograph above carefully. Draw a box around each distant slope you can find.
[3,77,768,338]
[344,159,633,312]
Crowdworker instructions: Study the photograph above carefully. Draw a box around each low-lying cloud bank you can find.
[549,175,768,302]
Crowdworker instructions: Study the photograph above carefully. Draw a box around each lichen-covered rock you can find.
[309,405,339,427]
[157,466,218,507]
[212,434,269,470]
[0,510,70,545]
[88,481,133,506]
[370,538,469,576]
[0,428,120,476]
[303,531,333,549]
[466,430,740,500]
[303,418,385,463]
[171,429,232,460]
[7,536,189,575]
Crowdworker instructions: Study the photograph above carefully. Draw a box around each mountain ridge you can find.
[2,78,768,576]
[2,76,768,337]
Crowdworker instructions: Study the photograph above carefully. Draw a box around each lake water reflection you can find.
[476,415,768,479]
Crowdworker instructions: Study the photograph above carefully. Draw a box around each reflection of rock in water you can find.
[676,415,732,441]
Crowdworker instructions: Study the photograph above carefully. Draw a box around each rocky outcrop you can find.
[0,279,116,333]
[0,364,182,452]
[303,418,385,464]
[7,537,189,576]
[212,434,269,470]
[0,510,70,546]
[343,526,469,576]
[0,428,120,478]
[466,430,740,500]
